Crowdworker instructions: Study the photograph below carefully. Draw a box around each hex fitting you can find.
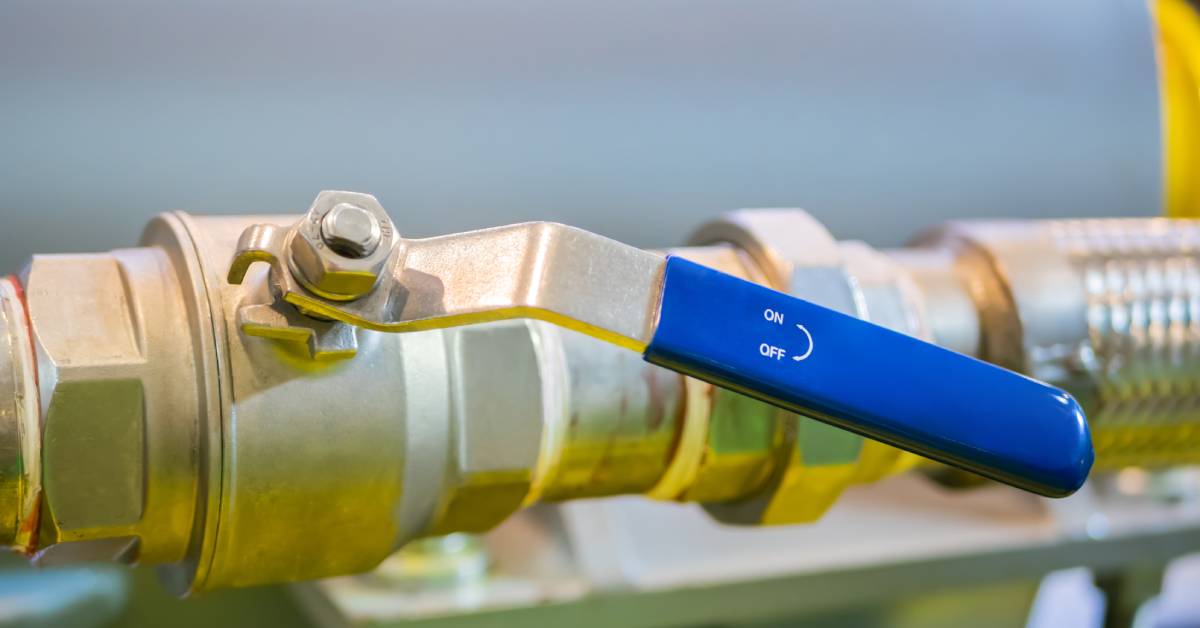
[427,321,552,534]
[681,210,867,524]
[23,247,204,568]
[288,191,397,301]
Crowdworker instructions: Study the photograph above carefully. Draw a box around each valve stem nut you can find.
[289,191,398,301]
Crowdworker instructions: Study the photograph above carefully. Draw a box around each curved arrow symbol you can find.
[792,324,814,362]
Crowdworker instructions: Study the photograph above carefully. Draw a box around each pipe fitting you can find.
[0,276,39,553]
[684,210,872,525]
[904,218,1200,470]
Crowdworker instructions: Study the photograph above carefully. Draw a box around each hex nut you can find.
[429,321,548,534]
[289,191,397,300]
[25,245,207,568]
[677,387,789,504]
[25,255,148,547]
[42,379,146,538]
[689,209,868,525]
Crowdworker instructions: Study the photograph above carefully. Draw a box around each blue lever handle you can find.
[644,256,1093,497]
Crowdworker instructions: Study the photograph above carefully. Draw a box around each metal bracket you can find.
[237,301,359,361]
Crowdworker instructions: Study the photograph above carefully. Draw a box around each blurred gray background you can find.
[0,0,1161,270]
[0,2,1178,626]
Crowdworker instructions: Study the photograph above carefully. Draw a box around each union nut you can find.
[288,191,398,301]
[687,209,869,525]
[24,247,202,566]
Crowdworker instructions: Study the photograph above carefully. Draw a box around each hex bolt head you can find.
[289,191,397,300]
[320,203,383,259]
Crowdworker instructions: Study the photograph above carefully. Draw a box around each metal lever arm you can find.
[228,221,667,351]
[229,216,1093,497]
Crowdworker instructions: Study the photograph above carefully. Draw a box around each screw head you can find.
[320,203,383,258]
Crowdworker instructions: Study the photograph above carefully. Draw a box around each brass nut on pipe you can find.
[427,321,552,534]
[30,256,146,561]
[683,210,869,525]
[648,244,794,509]
[22,249,203,568]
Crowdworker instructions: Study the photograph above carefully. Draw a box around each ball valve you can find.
[227,191,1093,497]
[0,191,1096,593]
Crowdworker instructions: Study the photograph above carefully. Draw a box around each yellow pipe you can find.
[1159,0,1200,216]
